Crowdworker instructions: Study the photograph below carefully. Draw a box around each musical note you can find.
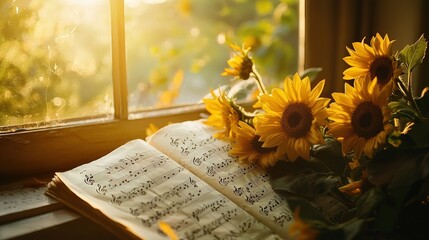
[84,174,95,185]
[219,219,258,239]
[191,197,227,221]
[273,211,293,227]
[258,196,285,216]
[244,186,268,205]
[170,137,179,147]
[140,191,199,227]
[205,158,234,176]
[218,164,257,186]
[192,156,202,166]
[183,208,239,240]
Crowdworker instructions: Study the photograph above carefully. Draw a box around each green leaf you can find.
[388,99,411,111]
[389,99,420,121]
[270,170,341,198]
[388,151,429,189]
[268,155,332,179]
[355,188,386,218]
[300,67,323,82]
[374,186,410,233]
[391,108,419,122]
[227,78,258,101]
[311,137,346,176]
[341,218,366,240]
[398,34,427,71]
[406,120,429,147]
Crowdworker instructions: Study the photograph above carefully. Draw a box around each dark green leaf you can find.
[341,218,366,240]
[406,120,429,147]
[391,109,419,122]
[374,186,410,233]
[270,170,341,198]
[398,34,427,71]
[311,137,346,175]
[388,151,429,189]
[368,147,429,189]
[355,188,386,218]
[267,156,331,179]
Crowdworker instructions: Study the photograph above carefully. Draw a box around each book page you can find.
[48,139,281,240]
[147,121,294,239]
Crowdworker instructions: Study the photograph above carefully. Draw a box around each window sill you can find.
[0,104,206,181]
[0,180,118,240]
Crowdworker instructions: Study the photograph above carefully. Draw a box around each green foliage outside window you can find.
[0,0,298,129]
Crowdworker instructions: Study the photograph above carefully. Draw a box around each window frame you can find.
[0,0,306,181]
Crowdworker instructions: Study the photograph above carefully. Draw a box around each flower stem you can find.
[395,74,423,119]
[251,66,267,95]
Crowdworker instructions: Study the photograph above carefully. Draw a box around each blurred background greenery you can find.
[0,0,298,129]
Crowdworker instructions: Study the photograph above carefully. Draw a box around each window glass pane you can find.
[125,0,299,111]
[0,0,112,130]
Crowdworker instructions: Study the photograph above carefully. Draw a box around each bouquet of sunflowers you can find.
[202,33,429,239]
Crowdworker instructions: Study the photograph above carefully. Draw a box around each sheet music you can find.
[0,187,57,217]
[148,121,294,239]
[57,139,281,240]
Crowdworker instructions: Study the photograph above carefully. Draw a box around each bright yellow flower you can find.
[289,208,319,240]
[158,221,178,240]
[255,73,330,161]
[343,33,401,88]
[328,77,394,159]
[222,44,254,80]
[230,120,279,168]
[178,0,191,16]
[203,89,240,140]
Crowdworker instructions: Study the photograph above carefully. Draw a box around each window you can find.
[0,0,113,129]
[0,0,301,180]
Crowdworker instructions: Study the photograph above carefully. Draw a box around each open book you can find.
[46,120,347,239]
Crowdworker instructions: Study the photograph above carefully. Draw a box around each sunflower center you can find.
[369,56,393,86]
[351,101,384,139]
[281,102,313,138]
[251,135,276,154]
[239,56,253,80]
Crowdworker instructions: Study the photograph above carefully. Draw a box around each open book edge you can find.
[46,176,140,240]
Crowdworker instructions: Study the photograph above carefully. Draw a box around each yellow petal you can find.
[159,221,178,240]
[308,80,325,103]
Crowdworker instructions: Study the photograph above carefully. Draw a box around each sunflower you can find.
[328,77,394,159]
[203,89,240,140]
[343,33,401,88]
[221,44,254,80]
[230,120,279,168]
[255,73,330,161]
